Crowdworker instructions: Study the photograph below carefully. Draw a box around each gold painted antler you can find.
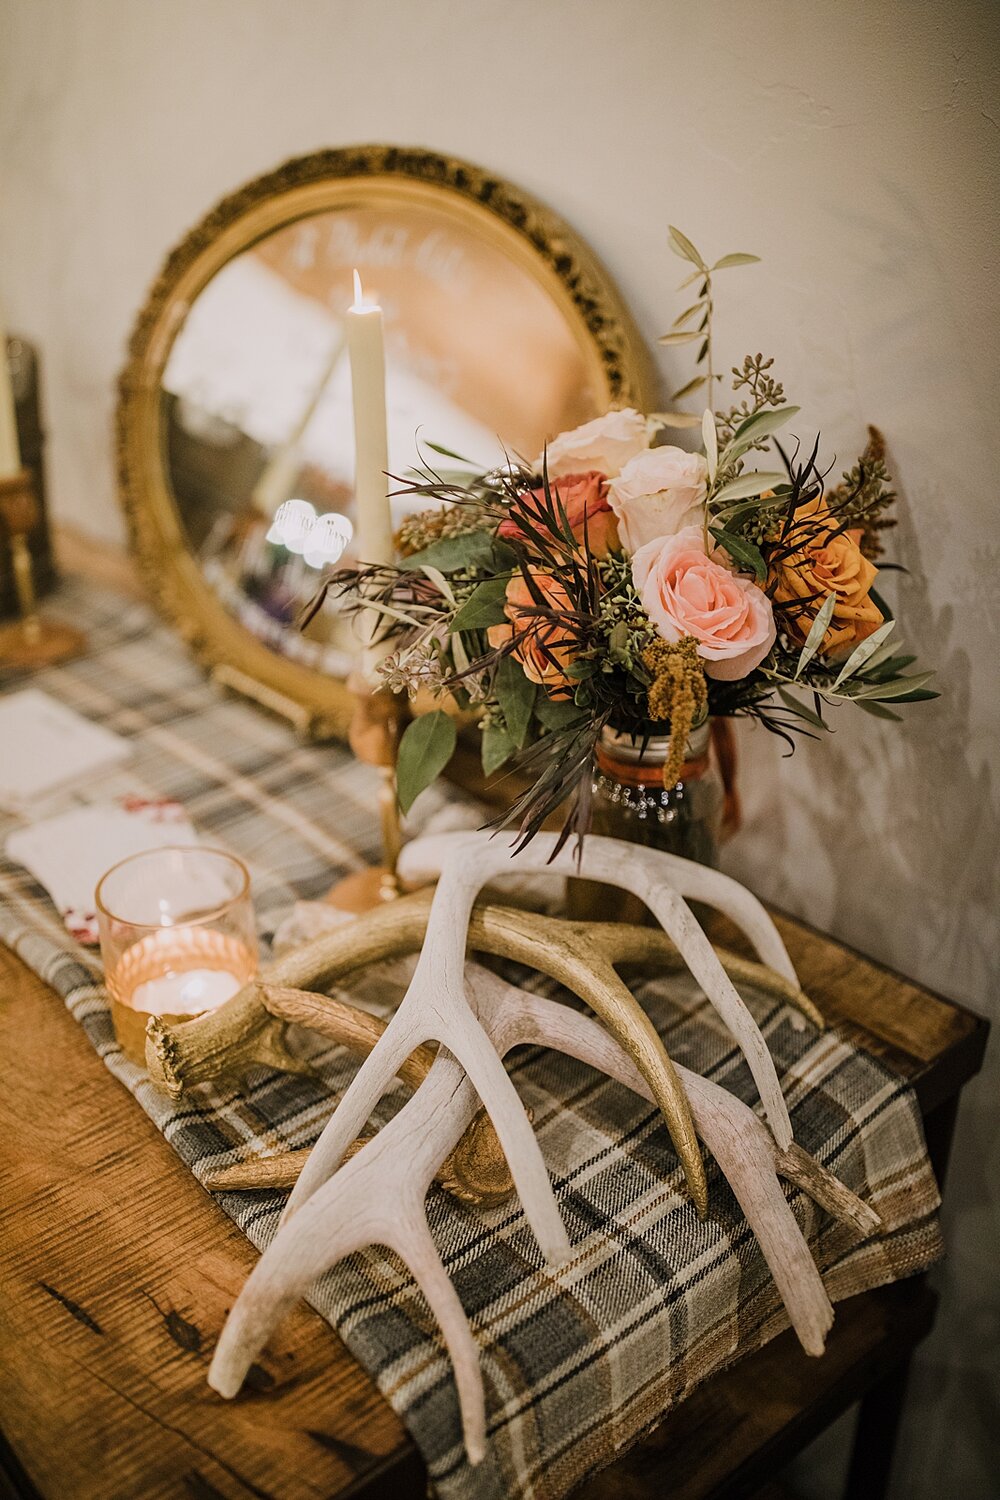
[148,889,820,1213]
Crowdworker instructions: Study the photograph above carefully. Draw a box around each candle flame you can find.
[352,267,364,305]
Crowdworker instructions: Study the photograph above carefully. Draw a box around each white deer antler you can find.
[284,832,797,1248]
[209,963,878,1465]
[149,888,821,1211]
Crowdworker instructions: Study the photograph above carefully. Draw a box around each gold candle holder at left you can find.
[0,468,86,668]
[325,670,406,914]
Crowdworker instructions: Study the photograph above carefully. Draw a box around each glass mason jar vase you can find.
[570,721,726,923]
[590,721,725,867]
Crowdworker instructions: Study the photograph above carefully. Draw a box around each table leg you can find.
[842,1354,913,1500]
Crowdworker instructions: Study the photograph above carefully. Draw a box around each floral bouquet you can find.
[314,229,935,853]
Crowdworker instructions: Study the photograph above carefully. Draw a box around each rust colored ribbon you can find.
[594,744,710,790]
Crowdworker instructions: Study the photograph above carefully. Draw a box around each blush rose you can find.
[608,447,708,553]
[535,408,648,480]
[632,525,775,681]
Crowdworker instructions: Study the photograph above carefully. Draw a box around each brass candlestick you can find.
[0,468,85,667]
[325,670,407,913]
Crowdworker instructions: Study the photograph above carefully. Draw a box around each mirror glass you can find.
[160,201,607,676]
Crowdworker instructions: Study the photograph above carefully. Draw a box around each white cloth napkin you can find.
[5,798,199,944]
[0,689,131,812]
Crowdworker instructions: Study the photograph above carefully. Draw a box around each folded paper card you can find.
[5,798,199,943]
[0,689,131,811]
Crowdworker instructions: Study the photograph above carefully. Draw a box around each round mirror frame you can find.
[117,144,655,738]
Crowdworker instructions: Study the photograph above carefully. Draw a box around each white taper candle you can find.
[346,271,392,566]
[346,270,393,675]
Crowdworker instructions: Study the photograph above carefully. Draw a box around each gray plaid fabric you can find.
[0,581,942,1500]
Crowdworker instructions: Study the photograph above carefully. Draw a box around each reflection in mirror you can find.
[161,202,605,676]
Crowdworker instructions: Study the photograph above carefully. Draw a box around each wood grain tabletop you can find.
[0,912,987,1500]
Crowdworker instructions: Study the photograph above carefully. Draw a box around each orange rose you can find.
[769,497,883,657]
[487,569,576,695]
[497,470,620,559]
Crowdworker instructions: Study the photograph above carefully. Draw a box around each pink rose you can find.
[535,408,648,479]
[498,470,620,558]
[632,525,775,681]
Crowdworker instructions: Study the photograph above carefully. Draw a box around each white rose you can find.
[536,408,648,480]
[607,447,708,553]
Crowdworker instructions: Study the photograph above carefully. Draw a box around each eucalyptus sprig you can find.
[659,226,760,415]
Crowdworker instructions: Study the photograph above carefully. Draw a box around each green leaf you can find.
[672,301,704,329]
[856,698,903,722]
[608,620,629,659]
[671,374,707,402]
[708,526,767,583]
[712,470,786,506]
[702,407,719,482]
[649,409,703,430]
[852,672,936,702]
[711,252,761,269]
[795,594,837,678]
[777,687,829,731]
[658,329,702,346]
[396,711,457,813]
[858,642,909,679]
[534,697,585,729]
[494,654,536,748]
[398,529,497,574]
[715,490,790,522]
[422,440,476,465]
[831,619,897,689]
[481,722,515,776]
[888,688,940,703]
[722,406,800,464]
[668,225,706,268]
[566,658,598,680]
[449,577,509,632]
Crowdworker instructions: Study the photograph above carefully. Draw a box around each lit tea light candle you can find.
[110,927,255,1017]
[96,845,257,1068]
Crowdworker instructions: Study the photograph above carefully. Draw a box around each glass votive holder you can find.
[96,846,258,1066]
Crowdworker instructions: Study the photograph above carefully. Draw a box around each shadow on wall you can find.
[727,443,998,1011]
[726,439,1000,1499]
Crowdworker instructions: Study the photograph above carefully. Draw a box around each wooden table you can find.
[0,915,987,1500]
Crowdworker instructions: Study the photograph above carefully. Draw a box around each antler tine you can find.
[475,968,836,1357]
[399,832,795,1150]
[280,850,576,1267]
[210,1045,490,1459]
[471,904,706,1217]
[581,921,824,1032]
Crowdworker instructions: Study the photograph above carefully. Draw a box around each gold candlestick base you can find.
[0,469,86,668]
[326,671,407,914]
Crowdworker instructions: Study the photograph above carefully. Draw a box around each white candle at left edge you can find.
[346,270,393,675]
[0,302,21,478]
[346,271,392,565]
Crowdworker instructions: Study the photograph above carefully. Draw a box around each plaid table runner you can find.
[0,581,942,1500]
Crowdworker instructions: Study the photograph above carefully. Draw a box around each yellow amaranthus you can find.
[641,635,708,787]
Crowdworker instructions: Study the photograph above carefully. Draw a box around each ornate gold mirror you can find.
[118,145,653,737]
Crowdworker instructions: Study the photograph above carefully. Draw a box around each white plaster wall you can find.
[1,1,997,1492]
